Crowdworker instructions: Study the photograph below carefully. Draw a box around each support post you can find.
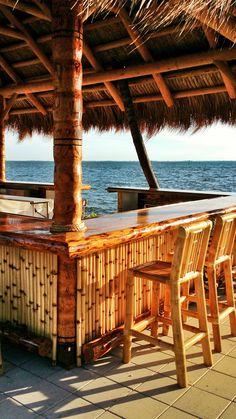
[57,255,77,368]
[0,96,5,182]
[51,0,86,232]
[119,81,159,189]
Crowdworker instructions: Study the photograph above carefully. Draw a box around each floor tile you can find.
[48,366,97,393]
[135,372,189,405]
[3,344,36,366]
[0,397,39,418]
[44,394,105,418]
[11,379,72,414]
[212,356,236,378]
[158,406,198,418]
[130,345,172,373]
[77,376,131,409]
[195,370,236,400]
[97,412,121,418]
[218,402,236,418]
[173,387,230,418]
[21,357,62,379]
[0,367,42,395]
[106,362,155,390]
[157,359,209,385]
[109,390,167,419]
[84,356,120,376]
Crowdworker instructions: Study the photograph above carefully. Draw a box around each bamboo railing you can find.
[0,246,58,362]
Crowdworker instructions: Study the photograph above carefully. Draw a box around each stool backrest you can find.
[207,213,236,265]
[171,220,212,282]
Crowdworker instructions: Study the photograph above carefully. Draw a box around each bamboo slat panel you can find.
[0,245,58,361]
[76,229,177,363]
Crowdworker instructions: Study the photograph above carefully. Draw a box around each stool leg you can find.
[0,337,3,375]
[123,271,135,364]
[224,260,236,336]
[163,284,170,336]
[181,281,190,324]
[171,282,187,388]
[207,266,222,352]
[151,281,160,338]
[194,273,213,367]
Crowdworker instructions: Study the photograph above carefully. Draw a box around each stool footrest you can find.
[132,316,156,332]
[185,332,207,350]
[219,306,235,320]
[130,329,174,351]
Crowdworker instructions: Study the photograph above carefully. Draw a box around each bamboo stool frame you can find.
[123,220,213,388]
[205,213,236,352]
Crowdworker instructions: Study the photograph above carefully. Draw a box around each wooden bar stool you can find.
[205,213,236,352]
[123,220,213,388]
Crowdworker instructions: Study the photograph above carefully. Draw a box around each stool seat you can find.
[132,260,171,283]
[123,220,213,388]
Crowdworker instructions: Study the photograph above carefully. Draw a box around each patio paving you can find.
[0,317,236,418]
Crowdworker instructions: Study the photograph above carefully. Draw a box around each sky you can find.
[5,122,236,161]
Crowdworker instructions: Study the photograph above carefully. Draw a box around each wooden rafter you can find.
[83,41,124,111]
[1,46,236,97]
[0,33,51,54]
[0,6,53,75]
[2,93,17,121]
[0,25,25,40]
[82,46,236,86]
[203,26,236,99]
[0,54,47,115]
[0,0,50,21]
[8,84,229,116]
[33,0,51,20]
[118,7,174,108]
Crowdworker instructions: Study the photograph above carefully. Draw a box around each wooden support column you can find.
[51,0,86,233]
[119,81,159,190]
[0,96,5,182]
[57,255,77,368]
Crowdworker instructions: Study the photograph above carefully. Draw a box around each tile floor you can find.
[0,318,236,418]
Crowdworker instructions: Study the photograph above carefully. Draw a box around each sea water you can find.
[6,161,236,215]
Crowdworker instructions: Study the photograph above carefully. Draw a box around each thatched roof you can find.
[0,0,236,138]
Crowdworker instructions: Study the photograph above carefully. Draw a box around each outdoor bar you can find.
[0,0,235,372]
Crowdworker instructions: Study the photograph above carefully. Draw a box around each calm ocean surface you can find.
[6,161,236,215]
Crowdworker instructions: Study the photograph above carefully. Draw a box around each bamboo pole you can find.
[50,0,86,233]
[119,80,159,190]
[0,97,5,182]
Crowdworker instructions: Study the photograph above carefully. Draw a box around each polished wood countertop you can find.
[0,193,235,257]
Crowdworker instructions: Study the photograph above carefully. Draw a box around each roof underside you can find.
[0,0,236,138]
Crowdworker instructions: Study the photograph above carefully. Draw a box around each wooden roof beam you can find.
[2,92,17,121]
[118,7,174,108]
[0,0,50,21]
[203,26,236,99]
[0,33,51,53]
[32,0,51,21]
[83,41,124,111]
[0,25,25,40]
[83,46,236,86]
[0,54,47,115]
[214,60,236,89]
[2,46,236,97]
[9,84,229,116]
[85,85,228,108]
[0,6,53,75]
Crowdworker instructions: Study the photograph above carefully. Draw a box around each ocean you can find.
[6,161,236,215]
